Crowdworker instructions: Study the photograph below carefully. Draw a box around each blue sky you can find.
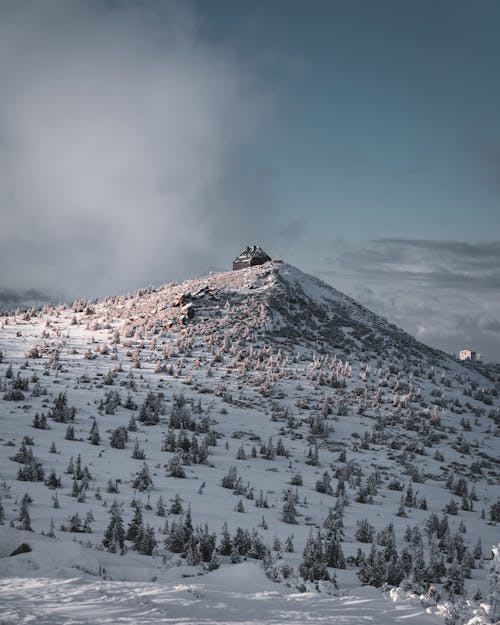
[196,0,500,360]
[0,0,499,359]
[197,0,500,241]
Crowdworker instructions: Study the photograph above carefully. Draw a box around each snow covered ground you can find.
[0,528,444,625]
[0,262,499,624]
[1,559,443,625]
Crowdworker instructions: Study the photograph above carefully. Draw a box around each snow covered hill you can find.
[0,261,498,624]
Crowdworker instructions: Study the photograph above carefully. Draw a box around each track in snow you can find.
[0,574,442,625]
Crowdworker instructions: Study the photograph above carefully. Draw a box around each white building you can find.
[459,349,477,361]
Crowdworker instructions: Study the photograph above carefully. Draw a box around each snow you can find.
[0,558,444,625]
[0,261,499,624]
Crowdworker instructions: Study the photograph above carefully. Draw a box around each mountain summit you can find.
[0,261,498,625]
[98,261,448,365]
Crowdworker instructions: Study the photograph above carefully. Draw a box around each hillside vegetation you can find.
[0,262,498,624]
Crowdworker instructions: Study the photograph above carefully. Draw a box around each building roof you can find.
[233,245,271,264]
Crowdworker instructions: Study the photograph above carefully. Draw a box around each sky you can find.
[0,0,499,361]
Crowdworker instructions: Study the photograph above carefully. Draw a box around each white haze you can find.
[0,0,275,300]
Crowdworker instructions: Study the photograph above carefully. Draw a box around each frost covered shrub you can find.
[281,492,298,524]
[138,391,164,425]
[102,501,125,554]
[49,392,76,423]
[32,413,48,430]
[45,469,61,489]
[3,388,25,401]
[169,493,184,514]
[17,493,33,531]
[10,442,33,464]
[255,490,269,508]
[357,544,390,588]
[444,500,458,515]
[298,530,330,582]
[61,512,92,534]
[89,420,100,445]
[490,499,500,522]
[169,398,199,431]
[234,499,245,513]
[110,426,128,449]
[315,471,333,495]
[131,439,146,460]
[167,453,186,478]
[290,473,303,486]
[136,525,157,556]
[221,466,238,489]
[99,390,121,415]
[132,463,154,492]
[355,518,375,543]
[490,543,500,622]
[388,478,404,491]
[17,457,45,482]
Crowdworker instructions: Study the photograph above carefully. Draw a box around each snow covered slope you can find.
[77,261,453,361]
[0,261,498,624]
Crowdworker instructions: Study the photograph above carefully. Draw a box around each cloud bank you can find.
[0,0,275,299]
[317,238,500,362]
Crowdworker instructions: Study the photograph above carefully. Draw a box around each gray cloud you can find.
[338,238,500,290]
[0,287,59,311]
[481,319,500,334]
[278,220,307,243]
[0,0,275,299]
[317,238,500,362]
[375,238,500,259]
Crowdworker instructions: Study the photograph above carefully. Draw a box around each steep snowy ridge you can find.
[0,262,498,625]
[94,262,455,363]
[258,264,451,361]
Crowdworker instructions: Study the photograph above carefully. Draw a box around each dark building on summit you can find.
[233,245,272,270]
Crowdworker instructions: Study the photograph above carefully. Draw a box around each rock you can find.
[174,293,192,307]
[182,303,195,319]
[9,543,32,556]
